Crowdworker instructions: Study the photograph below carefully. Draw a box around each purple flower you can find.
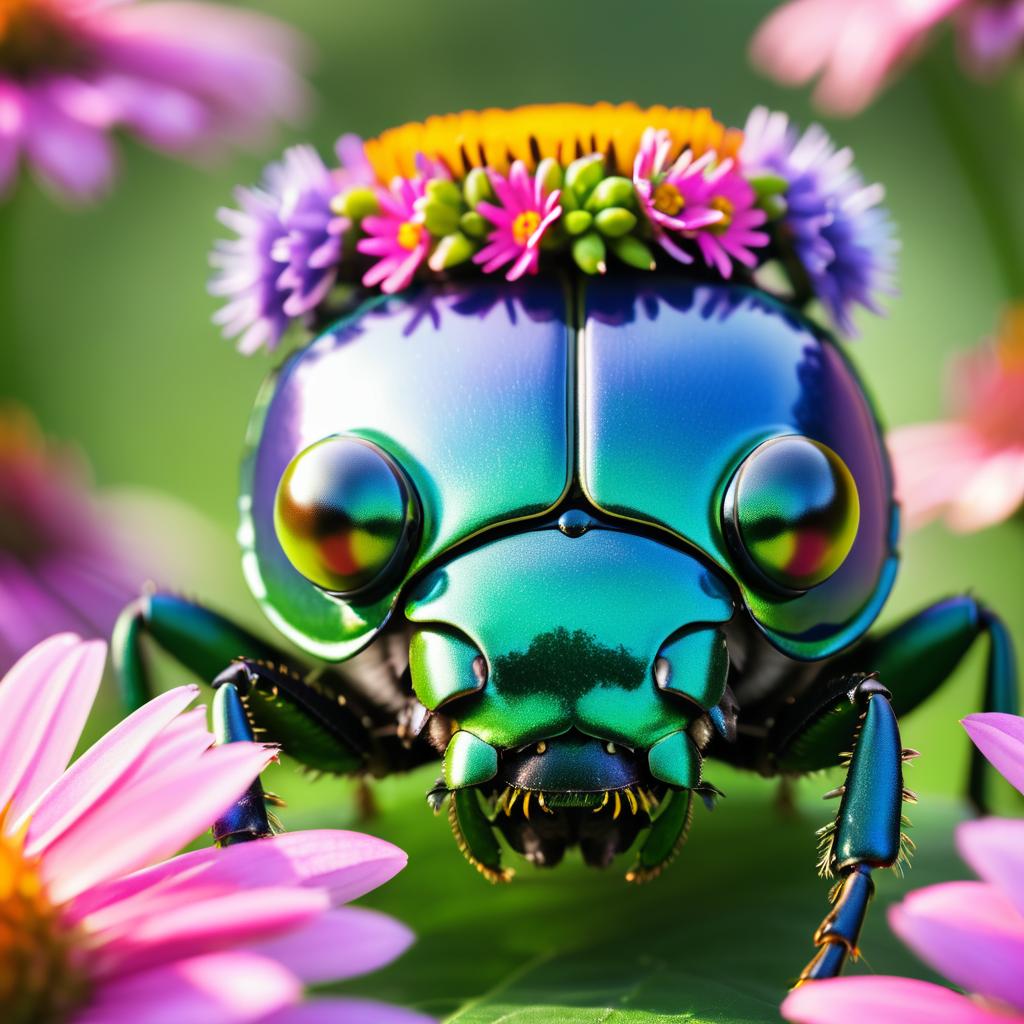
[0,0,309,203]
[357,177,433,294]
[741,106,898,336]
[473,160,562,281]
[210,144,362,354]
[782,712,1024,1024]
[632,128,725,265]
[958,0,1024,74]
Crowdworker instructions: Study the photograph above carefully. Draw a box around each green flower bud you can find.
[426,178,464,209]
[560,185,580,212]
[611,235,656,271]
[594,207,637,237]
[464,167,494,208]
[572,231,607,275]
[418,197,461,237]
[333,186,379,221]
[428,231,475,271]
[748,172,789,199]
[459,210,489,239]
[585,176,636,212]
[564,209,594,236]
[759,194,788,220]
[536,157,563,195]
[565,155,605,201]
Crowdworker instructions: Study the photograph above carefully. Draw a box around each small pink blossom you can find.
[888,306,1024,532]
[690,160,770,279]
[632,127,725,265]
[0,633,431,1024]
[782,711,1024,1024]
[473,160,562,281]
[357,177,434,294]
[0,0,310,202]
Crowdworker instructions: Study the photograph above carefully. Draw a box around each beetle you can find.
[114,274,1018,983]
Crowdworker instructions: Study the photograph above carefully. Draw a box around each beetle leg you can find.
[793,678,908,983]
[767,596,1018,811]
[112,590,435,778]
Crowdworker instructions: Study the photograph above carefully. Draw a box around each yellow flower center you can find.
[710,195,734,233]
[0,0,82,76]
[512,210,541,246]
[652,181,684,217]
[0,815,90,1023]
[396,221,423,251]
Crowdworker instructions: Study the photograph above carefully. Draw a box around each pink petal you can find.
[781,974,1013,1024]
[73,951,300,1024]
[7,639,107,821]
[957,817,1024,916]
[25,686,201,853]
[23,82,116,201]
[0,634,90,812]
[69,829,407,924]
[92,886,329,978]
[41,742,276,902]
[963,713,1024,795]
[248,906,413,984]
[888,880,1024,1011]
[263,1000,436,1024]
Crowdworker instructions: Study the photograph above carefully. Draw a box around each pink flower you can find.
[689,160,770,279]
[750,0,1023,115]
[0,0,309,202]
[473,160,562,281]
[632,127,727,265]
[782,712,1024,1024]
[357,177,433,294]
[0,633,431,1024]
[888,306,1024,532]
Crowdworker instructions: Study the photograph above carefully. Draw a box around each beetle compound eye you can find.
[274,436,419,596]
[723,436,859,592]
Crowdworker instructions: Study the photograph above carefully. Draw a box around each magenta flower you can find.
[357,176,434,294]
[473,160,562,281]
[0,0,309,202]
[689,159,769,279]
[632,128,727,265]
[888,306,1024,532]
[782,712,1024,1024]
[0,633,431,1024]
[210,144,360,354]
[751,0,1024,115]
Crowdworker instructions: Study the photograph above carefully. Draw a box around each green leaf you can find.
[282,766,964,1023]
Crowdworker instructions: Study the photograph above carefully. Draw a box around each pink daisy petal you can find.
[957,817,1024,917]
[888,880,1024,1012]
[40,741,276,902]
[7,638,107,821]
[263,999,437,1024]
[247,906,413,985]
[73,951,301,1024]
[92,886,330,978]
[70,829,408,924]
[781,974,1013,1024]
[24,685,202,852]
[963,713,1024,796]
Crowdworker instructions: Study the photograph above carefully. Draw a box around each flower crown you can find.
[210,103,897,354]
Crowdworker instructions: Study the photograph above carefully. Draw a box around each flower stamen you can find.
[511,210,541,246]
[652,181,685,217]
[396,221,423,251]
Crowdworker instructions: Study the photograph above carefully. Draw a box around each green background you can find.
[2,1,1022,1020]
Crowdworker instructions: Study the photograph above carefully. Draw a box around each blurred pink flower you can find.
[473,160,562,281]
[888,306,1024,532]
[0,0,309,202]
[750,0,1024,115]
[0,405,217,673]
[357,176,433,294]
[689,159,769,279]
[782,711,1024,1024]
[0,633,431,1024]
